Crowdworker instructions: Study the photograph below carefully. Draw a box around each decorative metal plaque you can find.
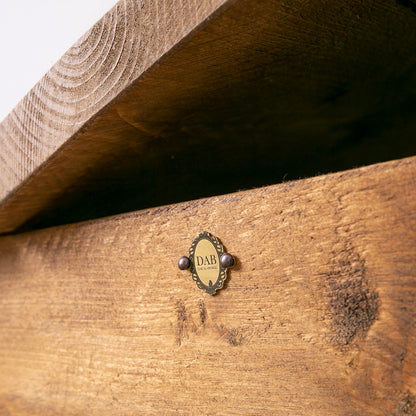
[188,232,229,295]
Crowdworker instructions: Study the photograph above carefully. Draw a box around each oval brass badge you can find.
[189,232,228,295]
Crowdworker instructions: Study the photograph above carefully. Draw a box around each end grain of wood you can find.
[0,157,415,415]
[0,0,230,232]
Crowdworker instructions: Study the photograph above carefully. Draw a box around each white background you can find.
[0,0,117,121]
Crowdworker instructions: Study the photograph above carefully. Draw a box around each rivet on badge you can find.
[178,232,235,295]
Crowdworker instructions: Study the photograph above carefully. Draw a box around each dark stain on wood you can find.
[226,329,244,346]
[218,325,245,346]
[176,300,187,346]
[198,299,207,325]
[326,245,379,347]
[394,392,416,416]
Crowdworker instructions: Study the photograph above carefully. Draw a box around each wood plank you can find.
[0,157,415,415]
[0,0,229,233]
[2,0,416,233]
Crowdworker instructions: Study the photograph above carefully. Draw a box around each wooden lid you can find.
[1,0,416,233]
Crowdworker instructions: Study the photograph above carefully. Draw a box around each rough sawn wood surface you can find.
[0,157,415,415]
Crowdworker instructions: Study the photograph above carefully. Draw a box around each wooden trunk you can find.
[0,0,415,414]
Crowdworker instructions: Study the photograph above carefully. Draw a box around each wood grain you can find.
[2,0,416,233]
[0,157,415,415]
[0,0,230,232]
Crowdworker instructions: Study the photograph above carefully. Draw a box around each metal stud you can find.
[220,253,235,268]
[178,256,190,270]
